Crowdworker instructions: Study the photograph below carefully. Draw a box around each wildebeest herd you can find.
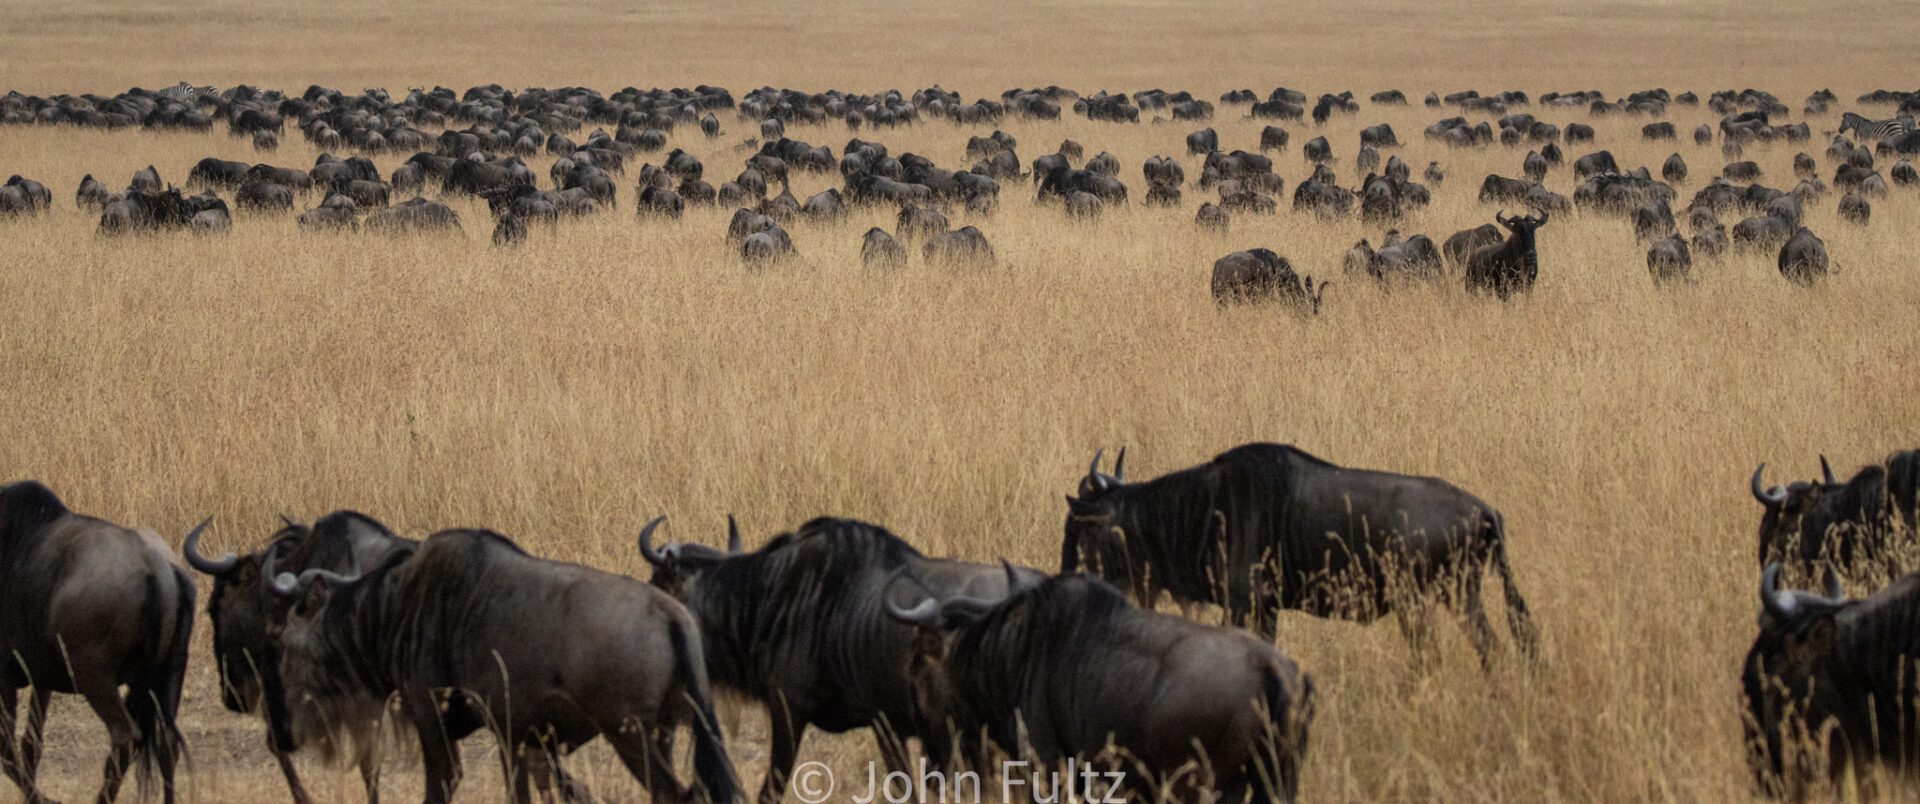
[5,79,1920,802]
[4,441,1918,802]
[5,81,1915,308]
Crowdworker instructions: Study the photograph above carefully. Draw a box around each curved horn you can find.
[278,513,300,530]
[1535,208,1549,226]
[726,514,742,554]
[1113,447,1126,482]
[1494,208,1509,224]
[1752,464,1787,505]
[1088,448,1105,478]
[181,517,236,574]
[882,567,940,624]
[1761,563,1795,619]
[1820,455,1836,485]
[637,515,670,566]
[296,566,361,589]
[269,571,302,598]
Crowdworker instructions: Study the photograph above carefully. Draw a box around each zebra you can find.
[1840,112,1915,144]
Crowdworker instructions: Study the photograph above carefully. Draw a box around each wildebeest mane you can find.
[686,517,922,697]
[0,480,69,548]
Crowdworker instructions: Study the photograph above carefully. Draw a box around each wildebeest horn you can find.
[1535,208,1550,226]
[637,515,669,566]
[279,513,300,530]
[295,566,361,589]
[1494,208,1508,224]
[1751,464,1787,505]
[1089,448,1105,477]
[726,514,742,554]
[1760,563,1795,619]
[1821,563,1846,601]
[269,571,302,598]
[181,517,236,574]
[1113,447,1126,482]
[1820,455,1836,485]
[882,567,940,624]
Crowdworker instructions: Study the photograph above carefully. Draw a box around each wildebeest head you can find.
[1497,207,1549,237]
[1751,459,1894,566]
[184,518,285,715]
[636,514,742,598]
[1740,563,1849,795]
[1062,448,1134,581]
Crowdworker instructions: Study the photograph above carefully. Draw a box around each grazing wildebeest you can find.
[923,226,994,267]
[272,528,740,804]
[363,197,460,232]
[1838,192,1871,225]
[76,174,111,209]
[741,226,797,264]
[1187,127,1219,155]
[189,158,253,189]
[1646,235,1693,284]
[861,227,906,268]
[1732,215,1795,251]
[1210,249,1326,312]
[1777,227,1830,285]
[1085,151,1120,177]
[183,511,416,804]
[1742,564,1920,797]
[1366,234,1443,281]
[236,180,295,212]
[1725,161,1764,181]
[1260,125,1291,152]
[1196,201,1229,230]
[1664,154,1689,183]
[0,481,197,804]
[888,571,1313,803]
[1464,209,1548,300]
[638,516,1041,804]
[1303,136,1332,164]
[1062,444,1536,662]
[1752,452,1920,569]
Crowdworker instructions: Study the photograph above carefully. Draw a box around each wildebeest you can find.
[1732,215,1795,251]
[1752,452,1920,569]
[1646,235,1693,284]
[0,481,197,804]
[1260,125,1290,152]
[1464,209,1548,300]
[1777,227,1830,285]
[1838,192,1871,225]
[741,226,797,264]
[888,571,1313,803]
[1062,444,1536,662]
[184,511,415,803]
[1210,249,1326,313]
[1196,201,1229,230]
[1187,127,1219,155]
[363,197,460,232]
[1443,223,1502,267]
[1303,136,1332,164]
[1742,565,1920,797]
[638,516,1041,804]
[1664,153,1689,183]
[923,226,995,267]
[272,528,740,804]
[861,227,906,268]
[76,174,111,209]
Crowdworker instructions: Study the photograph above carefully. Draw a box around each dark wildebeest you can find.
[77,174,111,209]
[271,528,739,804]
[493,213,527,246]
[363,197,460,232]
[888,571,1313,803]
[1777,227,1830,285]
[0,481,197,804]
[923,227,994,267]
[1210,249,1326,312]
[862,227,907,269]
[1260,125,1291,152]
[1442,223,1501,267]
[1196,201,1229,230]
[1742,564,1920,797]
[1464,209,1549,300]
[1187,127,1219,155]
[183,511,416,804]
[1664,154,1689,183]
[1732,215,1795,251]
[638,516,1042,804]
[1752,452,1920,569]
[1062,444,1536,662]
[1646,235,1693,284]
[1838,193,1871,225]
[1303,136,1332,164]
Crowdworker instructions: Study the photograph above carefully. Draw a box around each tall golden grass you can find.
[3,0,1920,800]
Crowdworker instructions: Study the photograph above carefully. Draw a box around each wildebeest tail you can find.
[128,569,195,794]
[1486,511,1539,658]
[1256,667,1312,803]
[670,618,740,803]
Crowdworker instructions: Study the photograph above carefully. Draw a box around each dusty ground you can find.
[1,0,1918,801]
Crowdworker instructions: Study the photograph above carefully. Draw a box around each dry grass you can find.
[3,0,1920,801]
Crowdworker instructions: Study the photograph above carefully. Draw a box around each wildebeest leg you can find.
[270,742,316,804]
[0,684,51,803]
[759,703,809,804]
[403,691,463,804]
[605,726,686,804]
[1459,574,1498,668]
[80,681,139,804]
[19,688,52,798]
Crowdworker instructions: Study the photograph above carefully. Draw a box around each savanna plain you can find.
[2,0,1920,800]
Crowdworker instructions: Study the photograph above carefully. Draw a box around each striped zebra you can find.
[1840,112,1915,143]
